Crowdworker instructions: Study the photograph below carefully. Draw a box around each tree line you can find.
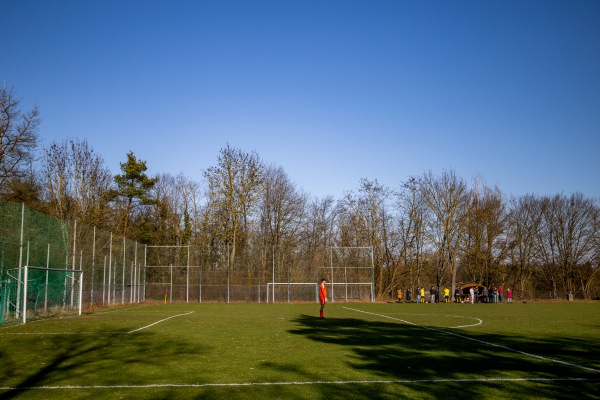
[1,86,599,299]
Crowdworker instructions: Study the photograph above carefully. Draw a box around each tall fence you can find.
[1,202,375,324]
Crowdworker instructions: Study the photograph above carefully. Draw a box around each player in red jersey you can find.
[319,278,327,318]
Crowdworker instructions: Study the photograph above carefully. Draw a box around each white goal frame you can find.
[266,281,374,303]
[268,246,375,303]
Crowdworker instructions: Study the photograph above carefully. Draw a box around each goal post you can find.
[266,281,374,303]
[267,246,375,303]
[0,266,83,325]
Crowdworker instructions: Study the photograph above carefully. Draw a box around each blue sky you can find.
[4,0,599,199]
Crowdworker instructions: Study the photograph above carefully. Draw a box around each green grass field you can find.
[1,301,599,399]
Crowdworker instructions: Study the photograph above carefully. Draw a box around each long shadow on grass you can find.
[279,314,600,400]
[0,328,209,400]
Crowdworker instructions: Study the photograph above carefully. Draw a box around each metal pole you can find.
[45,244,50,312]
[371,246,375,302]
[330,247,334,303]
[108,233,112,305]
[122,238,126,305]
[102,255,106,305]
[78,272,84,316]
[91,226,96,305]
[22,265,28,324]
[186,245,190,303]
[15,203,25,318]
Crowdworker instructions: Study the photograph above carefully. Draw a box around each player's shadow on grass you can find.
[283,314,599,399]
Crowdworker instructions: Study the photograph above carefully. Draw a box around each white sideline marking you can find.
[0,377,598,391]
[387,312,482,329]
[128,311,194,334]
[447,315,483,329]
[344,307,600,374]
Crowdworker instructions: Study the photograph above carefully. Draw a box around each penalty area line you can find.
[1,377,598,391]
[343,307,600,374]
[128,311,194,334]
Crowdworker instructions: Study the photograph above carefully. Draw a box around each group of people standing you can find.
[395,285,513,304]
[461,285,513,304]
[395,286,452,303]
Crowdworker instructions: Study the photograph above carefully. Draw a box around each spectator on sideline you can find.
[430,286,436,303]
[507,288,512,303]
[406,288,412,303]
[470,287,475,304]
[319,278,327,318]
[492,287,498,303]
[498,285,504,303]
[454,287,461,303]
[483,286,489,303]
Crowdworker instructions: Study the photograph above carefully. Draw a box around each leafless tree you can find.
[0,86,40,193]
[537,193,598,298]
[257,165,307,282]
[397,177,427,293]
[342,178,398,296]
[506,194,543,299]
[419,169,468,296]
[40,138,113,225]
[461,181,509,286]
[203,144,264,269]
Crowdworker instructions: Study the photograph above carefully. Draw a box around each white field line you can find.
[386,312,482,329]
[128,311,194,334]
[344,306,600,374]
[1,332,127,335]
[0,377,598,391]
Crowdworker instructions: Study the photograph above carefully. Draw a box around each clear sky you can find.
[4,0,599,200]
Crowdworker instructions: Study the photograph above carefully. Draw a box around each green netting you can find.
[1,267,82,324]
[0,202,69,279]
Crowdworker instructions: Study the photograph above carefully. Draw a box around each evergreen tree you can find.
[114,151,156,238]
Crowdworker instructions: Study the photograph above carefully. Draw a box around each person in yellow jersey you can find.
[419,287,425,303]
[396,289,403,303]
[443,287,450,303]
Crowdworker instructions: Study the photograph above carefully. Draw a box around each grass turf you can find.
[0,302,599,399]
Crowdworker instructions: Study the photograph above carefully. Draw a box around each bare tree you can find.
[342,178,398,296]
[397,177,427,294]
[507,194,543,299]
[40,138,113,225]
[257,165,307,283]
[0,86,40,192]
[203,144,264,268]
[537,193,598,298]
[461,181,509,286]
[419,169,468,296]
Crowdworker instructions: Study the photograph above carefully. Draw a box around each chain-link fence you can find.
[1,202,375,324]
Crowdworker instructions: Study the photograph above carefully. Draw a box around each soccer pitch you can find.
[1,302,599,399]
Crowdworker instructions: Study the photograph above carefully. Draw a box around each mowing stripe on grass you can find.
[127,311,194,334]
[1,377,598,391]
[344,306,600,374]
[94,305,149,314]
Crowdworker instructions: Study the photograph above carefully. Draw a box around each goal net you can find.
[267,247,374,303]
[0,266,83,325]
